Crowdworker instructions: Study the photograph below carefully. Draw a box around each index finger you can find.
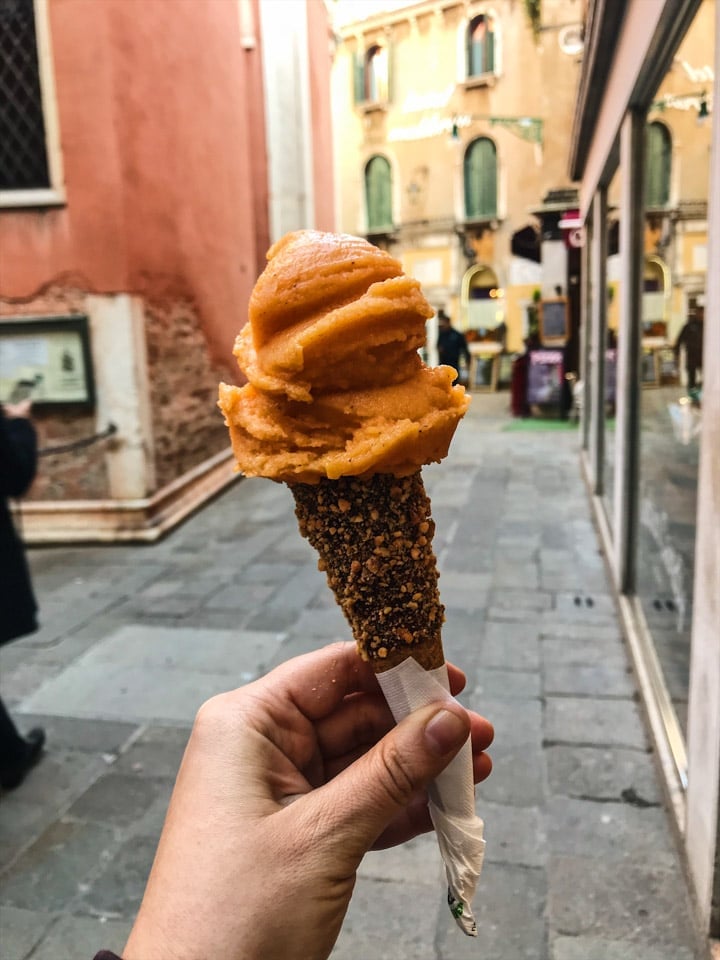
[253,642,467,720]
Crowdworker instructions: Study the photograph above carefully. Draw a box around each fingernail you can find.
[424,708,468,756]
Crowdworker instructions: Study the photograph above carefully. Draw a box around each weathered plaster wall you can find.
[0,0,268,372]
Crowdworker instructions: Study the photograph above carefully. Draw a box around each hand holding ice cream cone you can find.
[219,230,486,934]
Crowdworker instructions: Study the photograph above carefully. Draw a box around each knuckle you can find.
[375,739,417,807]
[193,692,235,738]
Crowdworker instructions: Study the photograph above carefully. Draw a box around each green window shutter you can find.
[645,122,671,208]
[486,30,495,73]
[464,138,497,218]
[366,155,392,231]
[470,41,484,75]
[353,50,365,104]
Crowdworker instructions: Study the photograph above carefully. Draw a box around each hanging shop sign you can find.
[0,315,95,409]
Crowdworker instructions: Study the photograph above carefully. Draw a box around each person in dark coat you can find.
[674,308,704,391]
[437,309,470,384]
[0,400,45,790]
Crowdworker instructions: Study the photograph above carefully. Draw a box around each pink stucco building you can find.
[0,0,334,540]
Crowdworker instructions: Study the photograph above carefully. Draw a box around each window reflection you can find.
[636,0,713,736]
[602,174,620,511]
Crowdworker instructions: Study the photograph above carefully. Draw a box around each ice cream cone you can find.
[291,471,444,672]
[218,230,484,936]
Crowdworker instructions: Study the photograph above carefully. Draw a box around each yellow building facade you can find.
[332,0,584,377]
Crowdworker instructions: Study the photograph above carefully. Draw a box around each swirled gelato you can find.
[218,230,469,484]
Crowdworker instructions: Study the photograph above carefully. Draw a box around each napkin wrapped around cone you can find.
[218,230,485,934]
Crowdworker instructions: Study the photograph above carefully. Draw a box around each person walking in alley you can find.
[674,306,704,392]
[0,399,45,790]
[437,308,471,384]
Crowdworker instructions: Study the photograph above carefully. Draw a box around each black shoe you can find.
[0,728,46,791]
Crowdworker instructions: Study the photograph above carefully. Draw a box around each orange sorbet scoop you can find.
[218,230,469,484]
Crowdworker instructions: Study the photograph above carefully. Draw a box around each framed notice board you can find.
[0,316,95,409]
[539,298,569,345]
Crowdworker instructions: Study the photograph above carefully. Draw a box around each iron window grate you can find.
[0,0,50,190]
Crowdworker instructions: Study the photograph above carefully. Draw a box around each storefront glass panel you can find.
[636,0,714,737]
[603,168,621,515]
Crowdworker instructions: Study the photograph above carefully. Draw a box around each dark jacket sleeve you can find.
[0,413,38,498]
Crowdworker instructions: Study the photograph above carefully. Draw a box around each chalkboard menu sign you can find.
[527,349,564,405]
[539,298,568,345]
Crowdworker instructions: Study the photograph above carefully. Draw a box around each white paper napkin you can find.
[376,657,486,936]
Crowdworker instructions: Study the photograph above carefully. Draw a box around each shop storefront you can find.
[571,0,719,940]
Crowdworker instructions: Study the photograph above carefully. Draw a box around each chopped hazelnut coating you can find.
[292,471,445,672]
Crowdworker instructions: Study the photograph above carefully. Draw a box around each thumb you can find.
[300,702,470,863]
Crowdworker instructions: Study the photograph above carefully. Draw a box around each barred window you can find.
[0,0,50,191]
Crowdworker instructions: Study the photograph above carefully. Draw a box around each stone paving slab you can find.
[330,876,441,959]
[22,914,133,960]
[548,855,699,951]
[0,906,56,960]
[544,696,649,751]
[548,796,680,869]
[436,863,547,960]
[551,935,697,960]
[0,820,120,912]
[18,624,285,724]
[543,661,635,697]
[545,744,663,804]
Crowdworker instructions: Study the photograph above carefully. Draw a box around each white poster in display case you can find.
[0,316,95,408]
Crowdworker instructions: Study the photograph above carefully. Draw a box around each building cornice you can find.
[337,0,462,38]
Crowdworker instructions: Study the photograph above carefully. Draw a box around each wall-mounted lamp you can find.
[651,90,712,124]
[697,93,710,126]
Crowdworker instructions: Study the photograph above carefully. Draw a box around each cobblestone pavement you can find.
[0,396,707,960]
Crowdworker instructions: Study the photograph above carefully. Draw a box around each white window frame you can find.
[0,0,65,209]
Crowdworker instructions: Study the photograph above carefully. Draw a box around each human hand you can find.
[123,642,493,960]
[3,398,33,419]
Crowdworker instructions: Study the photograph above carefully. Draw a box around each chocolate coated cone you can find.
[291,471,445,672]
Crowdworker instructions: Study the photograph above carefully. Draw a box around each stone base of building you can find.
[14,449,239,544]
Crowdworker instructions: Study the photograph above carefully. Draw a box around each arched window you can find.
[645,121,671,209]
[364,45,389,103]
[365,155,392,232]
[464,137,497,219]
[467,14,495,76]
